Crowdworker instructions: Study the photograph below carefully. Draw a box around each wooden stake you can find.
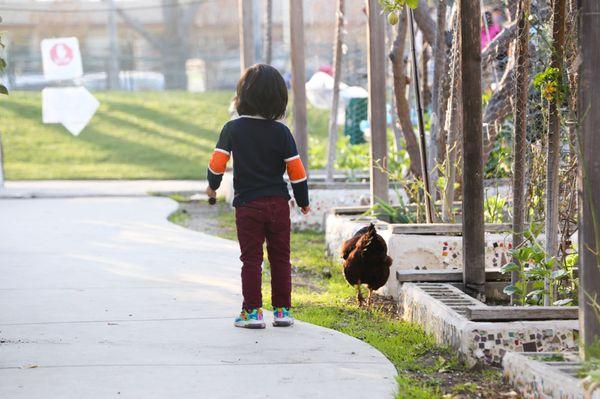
[459,0,485,298]
[578,0,600,361]
[366,0,389,206]
[326,0,345,183]
[408,8,433,223]
[289,0,309,169]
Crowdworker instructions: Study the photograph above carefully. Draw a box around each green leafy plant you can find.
[335,135,370,173]
[484,194,507,224]
[370,196,414,224]
[501,226,577,306]
[533,67,567,103]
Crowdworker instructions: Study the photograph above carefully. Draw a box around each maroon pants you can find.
[235,196,291,310]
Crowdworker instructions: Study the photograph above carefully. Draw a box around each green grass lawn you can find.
[0,91,329,180]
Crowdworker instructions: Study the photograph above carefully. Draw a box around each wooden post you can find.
[107,0,120,90]
[459,0,485,298]
[578,0,600,360]
[289,0,309,169]
[408,8,433,223]
[239,0,255,73]
[326,0,345,182]
[366,0,389,206]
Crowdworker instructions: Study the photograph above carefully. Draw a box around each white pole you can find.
[107,0,120,90]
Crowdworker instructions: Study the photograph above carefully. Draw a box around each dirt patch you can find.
[173,199,237,239]
[411,351,519,398]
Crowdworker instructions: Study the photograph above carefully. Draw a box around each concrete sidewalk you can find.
[0,180,208,198]
[0,197,397,398]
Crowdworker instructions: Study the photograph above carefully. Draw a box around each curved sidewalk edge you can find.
[0,196,397,399]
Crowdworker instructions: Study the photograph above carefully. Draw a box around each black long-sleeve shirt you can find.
[207,116,309,208]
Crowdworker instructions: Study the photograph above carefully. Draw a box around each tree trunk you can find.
[460,0,486,298]
[389,14,422,179]
[289,0,309,169]
[544,0,566,305]
[162,0,190,89]
[511,0,531,299]
[239,0,255,73]
[442,12,461,222]
[326,0,345,182]
[263,0,273,64]
[107,0,120,90]
[428,0,448,203]
[578,0,600,360]
[366,0,389,206]
[413,1,436,46]
[117,0,200,90]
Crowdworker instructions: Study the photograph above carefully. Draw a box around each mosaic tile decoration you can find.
[503,351,588,399]
[400,283,579,367]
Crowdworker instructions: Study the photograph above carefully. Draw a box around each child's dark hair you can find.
[234,64,288,120]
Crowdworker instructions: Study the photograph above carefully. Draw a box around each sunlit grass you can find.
[0,91,329,180]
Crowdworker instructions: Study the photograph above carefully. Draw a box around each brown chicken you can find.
[340,223,393,306]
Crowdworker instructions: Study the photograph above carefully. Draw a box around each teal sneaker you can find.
[273,307,294,327]
[234,308,266,329]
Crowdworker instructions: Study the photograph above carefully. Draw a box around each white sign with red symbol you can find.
[41,37,83,81]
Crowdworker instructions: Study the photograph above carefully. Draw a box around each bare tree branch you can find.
[413,1,435,45]
[181,2,202,31]
[390,13,423,179]
[481,20,517,67]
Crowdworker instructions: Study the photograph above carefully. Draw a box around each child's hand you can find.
[206,186,217,199]
[301,206,311,215]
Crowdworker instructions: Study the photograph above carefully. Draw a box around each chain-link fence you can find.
[0,0,373,92]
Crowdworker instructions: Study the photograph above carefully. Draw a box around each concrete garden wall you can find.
[220,173,405,231]
[325,213,513,298]
[503,352,599,399]
[400,283,579,367]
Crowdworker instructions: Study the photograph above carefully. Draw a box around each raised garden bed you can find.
[503,351,600,399]
[219,174,406,231]
[399,282,578,367]
[325,208,513,298]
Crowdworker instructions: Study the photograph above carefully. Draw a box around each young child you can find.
[205,64,310,329]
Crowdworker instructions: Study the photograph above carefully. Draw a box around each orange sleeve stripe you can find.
[208,150,230,175]
[286,157,307,183]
